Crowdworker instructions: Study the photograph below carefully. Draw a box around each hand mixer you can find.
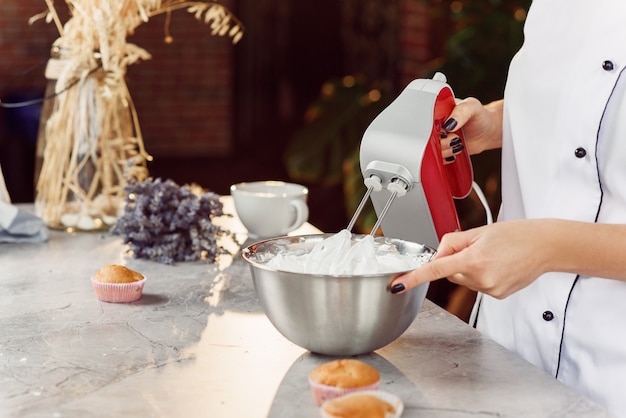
[347,72,474,249]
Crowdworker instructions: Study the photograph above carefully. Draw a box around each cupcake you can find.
[321,390,404,418]
[91,264,146,303]
[308,359,381,406]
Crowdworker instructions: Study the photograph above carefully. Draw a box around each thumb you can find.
[443,97,483,132]
[389,229,477,294]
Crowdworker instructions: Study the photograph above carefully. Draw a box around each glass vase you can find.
[35,43,149,232]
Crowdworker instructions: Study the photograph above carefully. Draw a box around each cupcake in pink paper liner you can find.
[308,359,381,406]
[91,264,146,303]
[320,390,404,418]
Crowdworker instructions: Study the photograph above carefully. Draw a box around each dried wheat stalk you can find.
[31,1,243,229]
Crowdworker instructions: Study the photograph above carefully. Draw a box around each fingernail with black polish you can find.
[444,156,456,162]
[439,131,448,139]
[452,144,465,154]
[449,137,461,147]
[443,118,458,131]
[390,283,406,294]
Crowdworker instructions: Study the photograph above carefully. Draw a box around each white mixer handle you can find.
[432,72,447,83]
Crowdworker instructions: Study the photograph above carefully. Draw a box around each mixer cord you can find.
[468,180,493,328]
[471,181,493,225]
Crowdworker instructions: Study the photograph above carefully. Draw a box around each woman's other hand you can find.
[440,98,504,162]
[390,219,551,299]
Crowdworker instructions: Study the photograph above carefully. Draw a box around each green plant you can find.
[427,0,529,98]
[285,0,532,233]
[284,74,393,232]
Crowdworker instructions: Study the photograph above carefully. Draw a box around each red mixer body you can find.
[421,86,473,241]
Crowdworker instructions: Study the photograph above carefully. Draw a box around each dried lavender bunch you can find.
[110,177,233,264]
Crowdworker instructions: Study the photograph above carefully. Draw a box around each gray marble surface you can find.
[0,201,613,417]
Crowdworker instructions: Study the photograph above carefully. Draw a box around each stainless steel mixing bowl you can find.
[241,233,435,356]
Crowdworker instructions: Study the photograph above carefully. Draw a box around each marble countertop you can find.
[0,200,612,417]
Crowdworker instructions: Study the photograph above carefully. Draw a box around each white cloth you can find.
[0,200,19,230]
[0,165,49,243]
[0,164,10,204]
[475,1,626,416]
[0,200,49,243]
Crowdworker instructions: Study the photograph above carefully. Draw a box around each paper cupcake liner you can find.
[91,277,146,303]
[308,376,380,406]
[320,390,404,418]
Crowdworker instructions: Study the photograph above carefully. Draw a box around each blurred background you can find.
[0,0,531,320]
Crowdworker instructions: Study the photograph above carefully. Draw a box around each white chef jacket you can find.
[474,0,626,416]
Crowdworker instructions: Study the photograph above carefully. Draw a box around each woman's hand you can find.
[390,219,551,299]
[440,98,504,161]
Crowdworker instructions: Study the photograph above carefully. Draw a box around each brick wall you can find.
[0,3,60,95]
[397,0,433,87]
[1,1,433,164]
[126,8,236,157]
[0,1,236,159]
